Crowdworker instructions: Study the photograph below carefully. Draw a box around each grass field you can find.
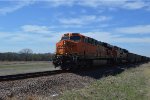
[0,61,58,76]
[0,61,52,68]
[59,62,150,100]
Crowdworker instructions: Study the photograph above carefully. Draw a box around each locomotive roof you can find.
[62,33,129,53]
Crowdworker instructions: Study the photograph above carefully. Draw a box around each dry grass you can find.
[59,62,150,100]
[0,61,56,76]
[0,61,52,68]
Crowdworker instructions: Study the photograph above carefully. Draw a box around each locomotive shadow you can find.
[71,62,149,79]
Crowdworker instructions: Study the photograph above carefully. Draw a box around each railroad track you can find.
[0,63,144,82]
[0,70,67,82]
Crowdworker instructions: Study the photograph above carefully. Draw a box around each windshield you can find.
[61,36,81,42]
[70,36,81,41]
[61,36,69,40]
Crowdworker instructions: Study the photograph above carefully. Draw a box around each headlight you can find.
[64,41,66,45]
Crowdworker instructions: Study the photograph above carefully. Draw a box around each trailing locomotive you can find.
[53,33,150,70]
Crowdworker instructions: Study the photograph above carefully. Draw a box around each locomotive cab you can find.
[56,33,82,55]
[53,33,83,69]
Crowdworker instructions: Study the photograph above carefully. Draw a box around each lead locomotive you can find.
[53,33,149,70]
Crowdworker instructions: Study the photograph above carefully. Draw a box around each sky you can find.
[0,0,150,57]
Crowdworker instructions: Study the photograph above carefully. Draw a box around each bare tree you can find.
[19,48,33,54]
[19,49,33,61]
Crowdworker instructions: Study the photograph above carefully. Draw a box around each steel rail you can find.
[0,70,67,82]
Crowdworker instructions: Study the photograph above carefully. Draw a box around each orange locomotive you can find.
[53,33,149,70]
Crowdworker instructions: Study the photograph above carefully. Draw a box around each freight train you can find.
[53,33,150,70]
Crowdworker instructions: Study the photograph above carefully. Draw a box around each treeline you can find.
[0,49,54,61]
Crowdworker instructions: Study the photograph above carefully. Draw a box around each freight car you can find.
[53,33,150,70]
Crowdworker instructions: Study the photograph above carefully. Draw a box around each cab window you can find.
[84,37,88,43]
[70,36,81,42]
[61,36,69,40]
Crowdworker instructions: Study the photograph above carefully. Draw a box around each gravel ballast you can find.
[0,72,95,100]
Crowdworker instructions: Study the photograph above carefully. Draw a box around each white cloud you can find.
[21,25,52,34]
[46,0,75,7]
[115,25,150,34]
[0,25,63,44]
[83,32,120,42]
[87,0,149,10]
[0,31,33,42]
[96,24,150,43]
[0,0,34,15]
[123,1,147,10]
[46,0,150,11]
[59,15,111,25]
[78,0,124,8]
[59,18,83,25]
[114,37,150,43]
[0,0,149,15]
[46,0,126,8]
[0,32,13,38]
[82,31,150,43]
[79,0,150,10]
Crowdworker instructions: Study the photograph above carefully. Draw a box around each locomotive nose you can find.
[56,40,76,55]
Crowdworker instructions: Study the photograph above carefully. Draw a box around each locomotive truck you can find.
[53,33,150,70]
